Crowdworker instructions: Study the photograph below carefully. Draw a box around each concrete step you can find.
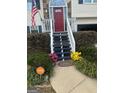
[58,56,71,60]
[53,32,68,34]
[54,47,71,51]
[53,34,68,37]
[56,52,70,55]
[53,43,70,47]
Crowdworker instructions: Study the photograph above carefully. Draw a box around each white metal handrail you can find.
[67,18,75,52]
[50,19,54,53]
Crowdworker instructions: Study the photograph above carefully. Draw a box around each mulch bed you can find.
[57,60,74,67]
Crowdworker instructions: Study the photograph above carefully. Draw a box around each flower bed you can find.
[71,50,97,78]
[78,45,97,63]
[27,52,55,88]
[73,58,97,78]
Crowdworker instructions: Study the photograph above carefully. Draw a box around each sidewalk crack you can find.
[68,79,86,93]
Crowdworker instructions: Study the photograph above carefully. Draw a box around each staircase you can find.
[53,32,71,61]
[49,0,75,61]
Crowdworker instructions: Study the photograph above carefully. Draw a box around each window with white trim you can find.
[79,0,97,4]
[27,0,40,11]
[93,0,97,3]
[27,25,42,33]
[27,0,32,11]
[27,26,30,33]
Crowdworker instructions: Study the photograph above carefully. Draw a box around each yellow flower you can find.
[71,51,82,61]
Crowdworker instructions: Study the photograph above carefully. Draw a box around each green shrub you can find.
[27,33,50,53]
[78,45,97,63]
[74,58,97,78]
[27,31,96,53]
[73,31,97,49]
[27,67,47,88]
[27,52,54,77]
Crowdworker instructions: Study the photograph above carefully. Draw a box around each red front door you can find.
[53,7,64,32]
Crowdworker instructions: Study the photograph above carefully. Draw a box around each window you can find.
[93,0,97,3]
[36,0,40,9]
[38,25,42,32]
[79,0,83,4]
[79,0,97,4]
[27,26,30,33]
[27,0,32,10]
[27,26,42,33]
[77,24,97,31]
[84,0,92,3]
[27,0,40,11]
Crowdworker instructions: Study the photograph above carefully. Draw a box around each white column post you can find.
[40,0,45,32]
[74,17,77,32]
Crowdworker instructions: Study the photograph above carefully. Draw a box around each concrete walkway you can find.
[50,65,97,93]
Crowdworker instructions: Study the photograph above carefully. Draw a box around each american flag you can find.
[32,0,38,28]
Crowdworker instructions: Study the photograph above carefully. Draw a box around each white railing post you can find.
[42,20,45,32]
[67,18,76,52]
[50,19,54,53]
[43,19,46,32]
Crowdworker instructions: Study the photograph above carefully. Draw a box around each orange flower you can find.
[36,66,45,75]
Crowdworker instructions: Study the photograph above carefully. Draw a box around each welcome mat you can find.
[57,60,74,67]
